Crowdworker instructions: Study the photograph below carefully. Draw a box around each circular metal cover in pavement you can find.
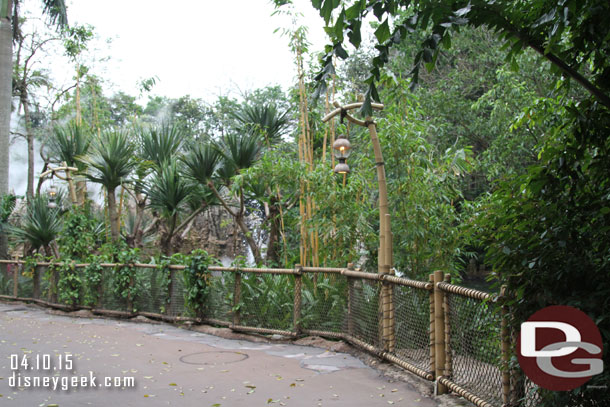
[179,351,249,365]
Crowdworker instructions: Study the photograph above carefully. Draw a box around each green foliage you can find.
[300,275,347,331]
[146,162,190,223]
[183,249,214,318]
[472,100,610,405]
[81,254,103,306]
[303,0,610,115]
[0,193,16,231]
[233,103,291,146]
[82,129,136,191]
[46,121,91,171]
[57,205,102,259]
[217,132,263,174]
[138,123,185,169]
[113,247,140,302]
[22,252,46,279]
[10,195,62,253]
[62,24,93,59]
[182,143,222,184]
[41,0,69,27]
[56,260,80,306]
[107,92,142,126]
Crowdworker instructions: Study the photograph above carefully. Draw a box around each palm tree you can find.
[145,162,190,256]
[1,0,67,261]
[184,133,265,264]
[10,195,62,256]
[81,129,135,241]
[139,123,184,169]
[126,123,186,249]
[45,121,91,204]
[233,103,291,146]
[233,103,291,264]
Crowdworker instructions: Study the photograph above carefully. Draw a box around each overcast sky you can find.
[65,0,327,101]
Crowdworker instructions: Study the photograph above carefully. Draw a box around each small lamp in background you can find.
[333,134,351,174]
[47,185,57,209]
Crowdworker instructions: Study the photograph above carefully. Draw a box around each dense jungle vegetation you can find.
[1,1,608,405]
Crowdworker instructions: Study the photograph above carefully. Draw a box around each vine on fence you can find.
[22,253,44,278]
[114,248,140,304]
[82,255,103,306]
[56,261,80,306]
[183,249,213,318]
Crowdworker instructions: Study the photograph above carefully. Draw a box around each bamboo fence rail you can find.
[0,259,519,407]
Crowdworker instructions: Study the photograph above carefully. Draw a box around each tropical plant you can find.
[145,162,191,255]
[233,103,291,146]
[10,195,62,256]
[0,193,16,232]
[218,132,263,172]
[139,123,184,169]
[183,249,214,318]
[183,135,265,264]
[47,121,90,168]
[56,204,103,260]
[46,121,92,204]
[82,129,136,241]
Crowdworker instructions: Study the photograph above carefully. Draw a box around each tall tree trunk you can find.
[76,180,87,205]
[160,216,176,257]
[21,95,34,200]
[235,213,263,266]
[209,182,263,265]
[107,186,120,241]
[266,202,280,265]
[0,2,13,263]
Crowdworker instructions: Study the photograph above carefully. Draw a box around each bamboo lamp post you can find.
[322,100,396,352]
[39,163,78,206]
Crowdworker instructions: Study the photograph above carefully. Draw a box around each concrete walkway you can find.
[0,301,436,407]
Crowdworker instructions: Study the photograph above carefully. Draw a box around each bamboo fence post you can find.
[293,264,303,335]
[12,261,18,297]
[96,268,104,309]
[48,266,58,303]
[33,265,41,299]
[233,271,241,327]
[429,273,436,376]
[347,263,355,337]
[434,270,447,395]
[500,285,510,406]
[443,273,453,379]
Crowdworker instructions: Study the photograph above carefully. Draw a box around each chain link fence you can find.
[392,283,431,374]
[0,259,543,407]
[445,291,503,406]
